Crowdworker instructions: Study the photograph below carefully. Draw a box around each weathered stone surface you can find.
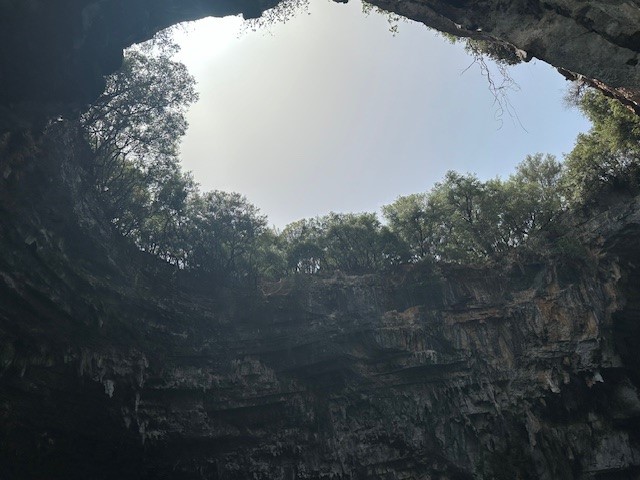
[2,0,640,475]
[2,123,640,479]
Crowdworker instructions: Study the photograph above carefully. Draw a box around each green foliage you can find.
[277,153,565,275]
[463,38,522,66]
[243,0,309,31]
[382,155,565,265]
[508,153,565,233]
[550,235,588,263]
[321,212,401,272]
[253,229,288,281]
[278,213,408,275]
[361,1,406,35]
[79,35,272,286]
[80,37,199,249]
[439,31,522,66]
[280,218,325,274]
[187,191,268,282]
[80,29,634,286]
[382,193,436,260]
[563,89,640,204]
[576,90,640,150]
[427,172,491,262]
[135,162,197,266]
[82,44,197,170]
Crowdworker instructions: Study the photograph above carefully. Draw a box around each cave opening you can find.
[148,0,590,227]
[58,0,630,284]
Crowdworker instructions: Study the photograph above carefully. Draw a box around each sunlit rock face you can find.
[2,124,640,478]
[0,0,639,130]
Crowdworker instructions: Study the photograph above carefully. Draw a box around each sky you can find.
[172,0,591,228]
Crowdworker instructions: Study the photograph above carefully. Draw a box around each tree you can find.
[187,191,268,283]
[507,153,564,237]
[279,213,406,275]
[382,193,433,260]
[429,171,500,262]
[80,37,198,233]
[563,89,640,204]
[278,218,325,274]
[135,162,197,266]
[574,89,640,152]
[430,163,564,262]
[81,42,197,168]
[322,212,390,272]
[252,228,288,281]
[382,157,565,266]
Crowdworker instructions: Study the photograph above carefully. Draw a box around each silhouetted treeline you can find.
[79,39,640,287]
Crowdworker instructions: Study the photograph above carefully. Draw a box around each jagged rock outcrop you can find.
[1,0,640,131]
[2,123,640,479]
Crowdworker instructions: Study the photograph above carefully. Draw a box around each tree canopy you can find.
[381,155,564,264]
[80,39,637,288]
[563,89,640,204]
[80,37,198,240]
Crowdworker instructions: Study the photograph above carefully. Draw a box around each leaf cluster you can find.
[382,154,565,265]
[79,37,269,285]
[276,212,408,275]
[563,89,640,205]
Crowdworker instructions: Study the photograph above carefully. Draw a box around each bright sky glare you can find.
[173,0,591,228]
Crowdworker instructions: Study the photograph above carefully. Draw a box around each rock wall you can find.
[2,0,640,477]
[2,123,640,479]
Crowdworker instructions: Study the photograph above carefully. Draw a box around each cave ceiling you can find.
[0,0,639,131]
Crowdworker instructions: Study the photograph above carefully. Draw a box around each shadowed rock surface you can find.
[2,0,640,478]
[2,124,640,479]
[0,0,279,131]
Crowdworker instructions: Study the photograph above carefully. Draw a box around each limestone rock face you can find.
[0,0,640,129]
[2,124,640,479]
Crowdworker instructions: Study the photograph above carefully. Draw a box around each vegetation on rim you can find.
[76,28,639,287]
